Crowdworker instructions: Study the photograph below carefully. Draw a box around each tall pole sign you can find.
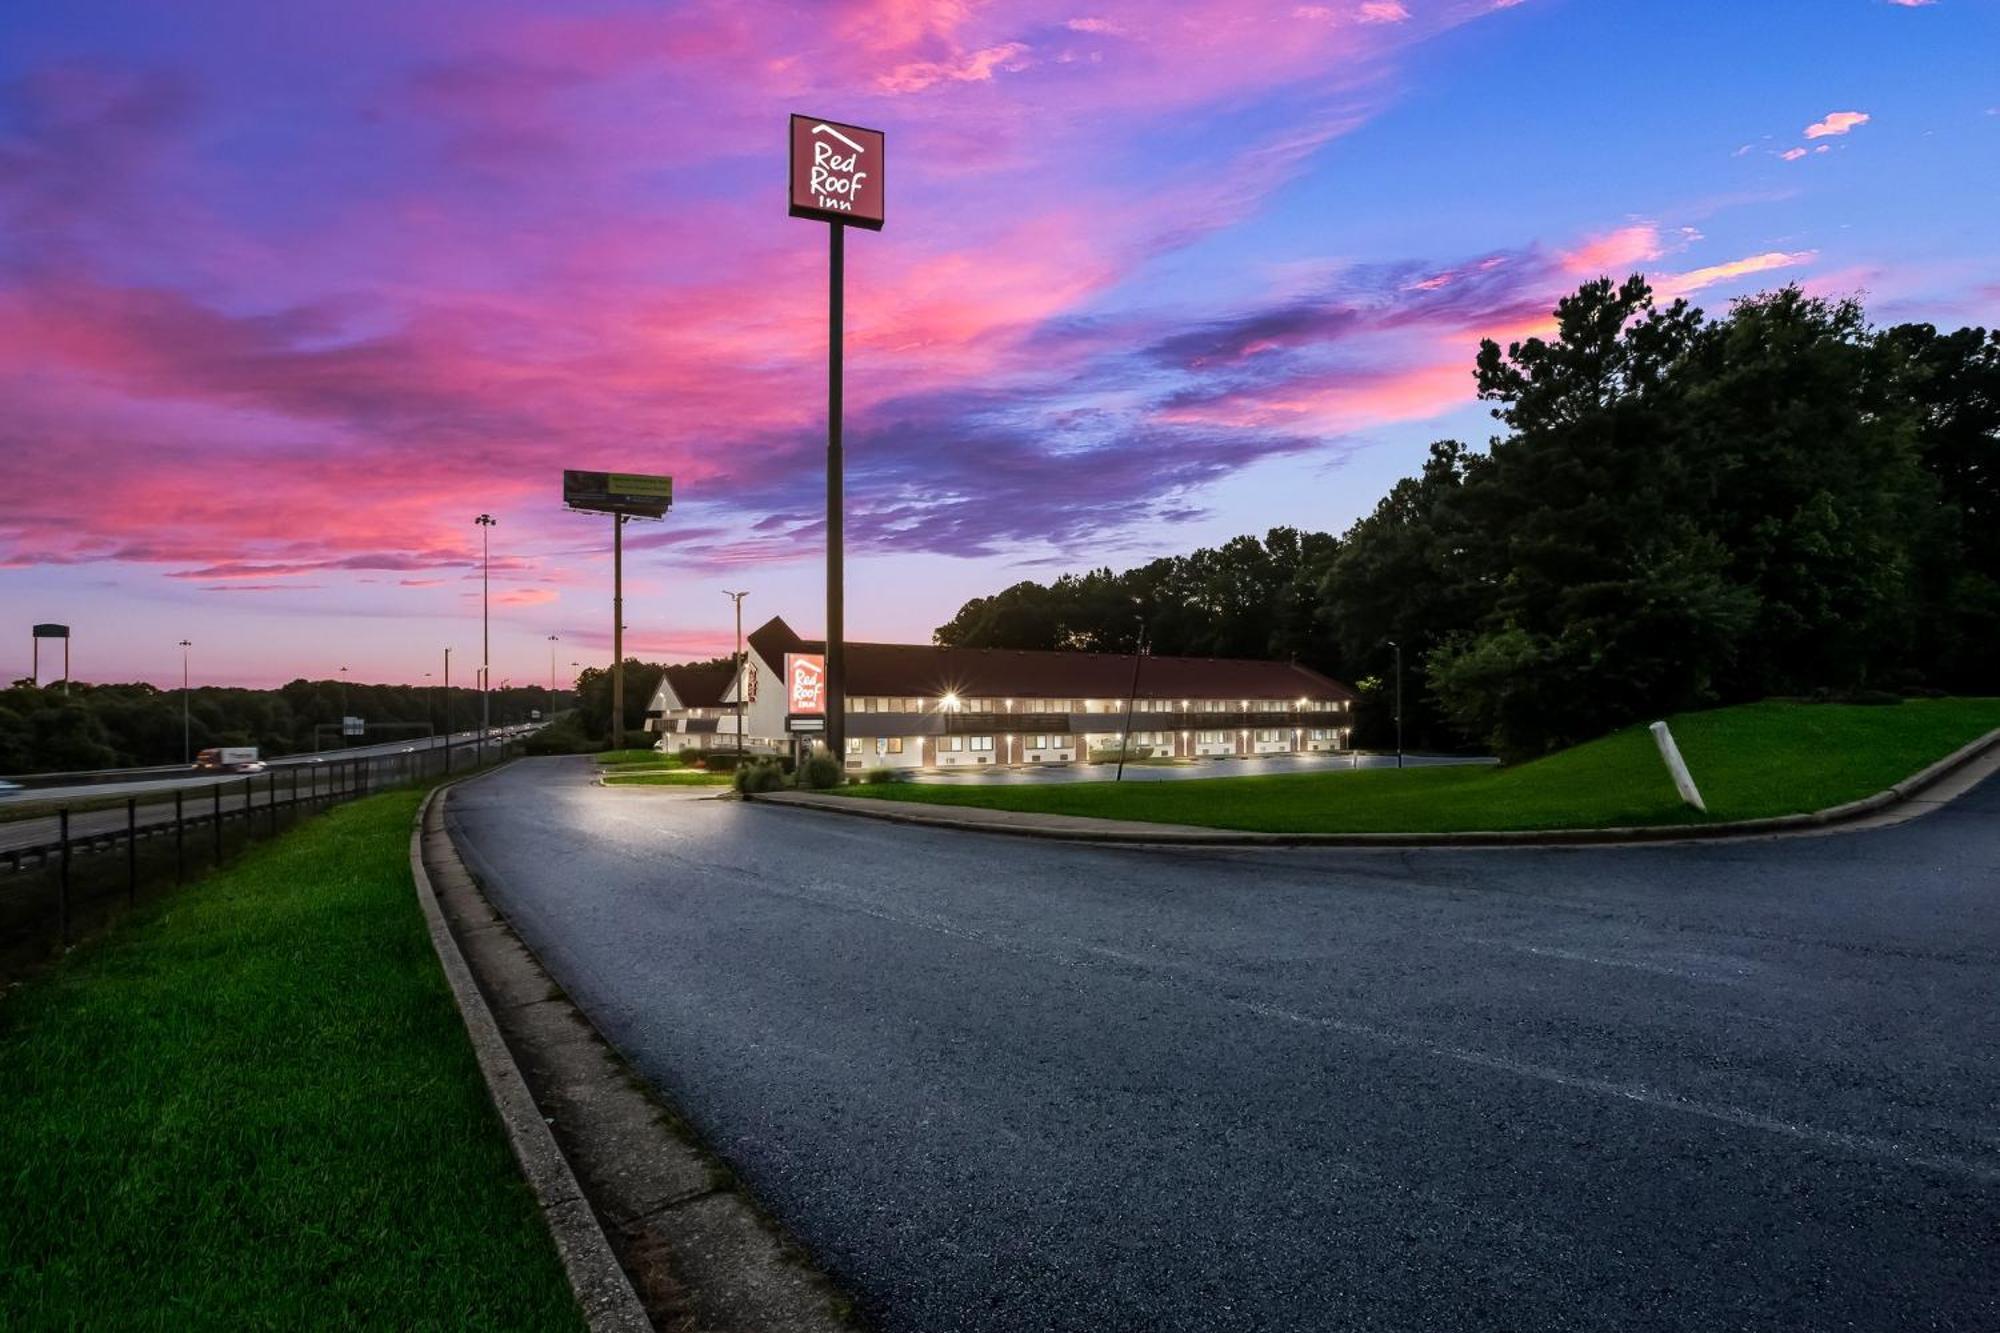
[562,470,673,750]
[790,114,884,772]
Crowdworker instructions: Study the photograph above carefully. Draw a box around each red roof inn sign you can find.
[789,115,885,230]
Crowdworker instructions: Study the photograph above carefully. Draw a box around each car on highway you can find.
[194,746,267,774]
[0,779,21,799]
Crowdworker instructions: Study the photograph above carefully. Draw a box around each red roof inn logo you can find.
[786,653,827,714]
[789,116,885,230]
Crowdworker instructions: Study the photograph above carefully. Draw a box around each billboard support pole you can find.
[827,221,845,769]
[612,512,626,751]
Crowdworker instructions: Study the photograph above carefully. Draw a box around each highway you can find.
[0,727,533,860]
[447,758,2000,1332]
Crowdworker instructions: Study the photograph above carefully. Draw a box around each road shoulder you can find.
[415,783,857,1332]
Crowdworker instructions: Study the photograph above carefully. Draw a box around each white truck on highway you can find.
[195,747,266,773]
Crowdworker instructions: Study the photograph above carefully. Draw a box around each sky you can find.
[4,0,1997,689]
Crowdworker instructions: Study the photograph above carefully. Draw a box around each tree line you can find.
[0,678,555,774]
[934,279,1999,759]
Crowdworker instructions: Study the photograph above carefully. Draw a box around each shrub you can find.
[524,714,593,755]
[733,758,785,794]
[700,752,742,773]
[863,766,900,784]
[798,752,842,789]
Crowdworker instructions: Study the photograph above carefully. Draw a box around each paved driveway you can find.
[447,758,2000,1332]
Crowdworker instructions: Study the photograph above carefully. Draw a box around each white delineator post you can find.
[1649,721,1706,812]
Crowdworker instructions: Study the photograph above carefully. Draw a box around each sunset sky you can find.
[5,0,1997,688]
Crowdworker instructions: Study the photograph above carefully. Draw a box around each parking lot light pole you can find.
[724,590,748,760]
[476,513,496,747]
[547,634,559,708]
[1385,639,1404,769]
[179,639,192,764]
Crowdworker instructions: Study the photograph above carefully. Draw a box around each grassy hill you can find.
[836,699,2000,835]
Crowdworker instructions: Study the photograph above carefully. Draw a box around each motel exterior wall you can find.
[645,617,1356,768]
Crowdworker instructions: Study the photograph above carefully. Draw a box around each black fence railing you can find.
[0,734,522,976]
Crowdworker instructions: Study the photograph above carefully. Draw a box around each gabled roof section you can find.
[660,660,736,710]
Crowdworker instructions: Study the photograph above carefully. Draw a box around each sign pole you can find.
[827,221,846,770]
[613,512,626,751]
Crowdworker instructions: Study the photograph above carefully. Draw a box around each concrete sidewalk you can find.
[753,725,2000,848]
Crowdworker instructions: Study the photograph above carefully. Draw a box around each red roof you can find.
[745,616,1353,703]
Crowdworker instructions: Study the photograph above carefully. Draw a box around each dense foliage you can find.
[936,280,2000,759]
[569,655,733,745]
[0,678,554,774]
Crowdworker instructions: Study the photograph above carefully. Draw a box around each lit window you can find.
[970,735,994,752]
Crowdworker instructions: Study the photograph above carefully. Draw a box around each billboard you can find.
[785,653,826,714]
[789,115,885,230]
[32,623,69,638]
[563,471,673,518]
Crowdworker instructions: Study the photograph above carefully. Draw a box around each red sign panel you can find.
[789,115,885,230]
[786,653,827,714]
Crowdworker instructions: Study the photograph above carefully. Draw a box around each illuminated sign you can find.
[786,653,826,714]
[788,115,885,230]
[562,471,674,518]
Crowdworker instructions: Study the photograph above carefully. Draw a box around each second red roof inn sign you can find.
[791,114,884,764]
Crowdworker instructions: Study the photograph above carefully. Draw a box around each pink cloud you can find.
[1780,147,1809,161]
[1562,224,1664,275]
[1655,250,1817,298]
[1358,2,1412,22]
[1804,110,1870,139]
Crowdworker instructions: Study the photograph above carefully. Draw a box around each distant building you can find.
[645,615,1356,770]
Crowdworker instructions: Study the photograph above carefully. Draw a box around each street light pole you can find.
[475,513,495,754]
[723,590,748,761]
[443,647,452,773]
[179,639,192,764]
[547,634,559,708]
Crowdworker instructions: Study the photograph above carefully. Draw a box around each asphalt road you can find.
[913,751,1495,785]
[448,758,2000,1332]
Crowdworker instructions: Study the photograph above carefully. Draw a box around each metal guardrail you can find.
[1,734,523,968]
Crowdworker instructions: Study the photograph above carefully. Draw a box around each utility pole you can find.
[476,513,495,752]
[724,590,749,761]
[547,634,560,708]
[612,513,626,751]
[443,647,452,773]
[179,639,192,764]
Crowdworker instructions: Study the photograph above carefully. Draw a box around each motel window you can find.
[1028,735,1047,749]
[1198,730,1225,744]
[1255,729,1285,743]
[846,738,862,753]
[887,737,903,754]
[970,736,994,752]
[942,736,962,752]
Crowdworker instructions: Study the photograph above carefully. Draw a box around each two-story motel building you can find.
[647,616,1356,771]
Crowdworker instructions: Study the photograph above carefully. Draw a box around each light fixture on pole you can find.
[547,634,560,706]
[179,639,193,765]
[1384,639,1404,770]
[723,590,749,761]
[1116,615,1147,783]
[475,513,496,750]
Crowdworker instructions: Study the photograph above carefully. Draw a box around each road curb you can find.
[408,783,653,1333]
[748,725,2000,849]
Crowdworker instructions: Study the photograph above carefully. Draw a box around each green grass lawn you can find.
[835,699,2000,835]
[0,787,584,1329]
[602,770,733,786]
